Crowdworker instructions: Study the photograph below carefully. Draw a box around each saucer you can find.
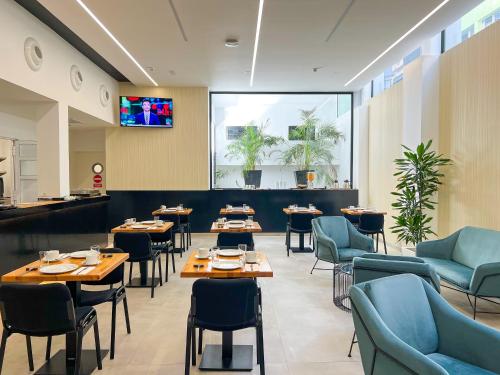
[83,260,101,266]
[195,255,209,260]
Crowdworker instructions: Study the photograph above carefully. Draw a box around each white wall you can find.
[0,111,37,141]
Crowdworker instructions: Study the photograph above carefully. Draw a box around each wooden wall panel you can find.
[438,22,500,235]
[106,86,209,190]
[368,83,403,243]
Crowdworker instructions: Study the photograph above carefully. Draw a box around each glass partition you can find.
[211,92,352,189]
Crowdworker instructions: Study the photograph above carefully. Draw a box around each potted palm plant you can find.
[225,120,283,188]
[280,108,343,187]
[391,140,452,254]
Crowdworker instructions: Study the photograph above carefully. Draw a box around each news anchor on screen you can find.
[135,99,160,125]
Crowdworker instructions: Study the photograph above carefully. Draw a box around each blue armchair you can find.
[416,226,500,319]
[350,274,500,375]
[311,216,373,301]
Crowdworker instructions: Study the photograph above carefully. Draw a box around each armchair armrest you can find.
[470,262,500,297]
[348,223,374,252]
[360,253,425,263]
[416,229,461,259]
[424,281,500,373]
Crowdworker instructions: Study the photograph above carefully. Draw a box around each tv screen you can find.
[120,96,173,128]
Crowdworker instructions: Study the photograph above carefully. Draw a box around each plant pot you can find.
[295,170,314,187]
[401,246,416,257]
[243,170,262,188]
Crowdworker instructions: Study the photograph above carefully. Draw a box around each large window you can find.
[211,93,353,189]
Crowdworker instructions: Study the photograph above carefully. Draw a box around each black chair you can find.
[150,231,176,281]
[185,279,264,375]
[217,232,254,250]
[343,213,360,227]
[114,232,162,298]
[286,213,314,256]
[0,283,102,375]
[358,213,387,254]
[79,248,131,360]
[160,214,188,255]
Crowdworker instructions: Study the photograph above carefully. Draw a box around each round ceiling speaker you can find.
[99,84,110,107]
[24,37,43,71]
[70,65,83,91]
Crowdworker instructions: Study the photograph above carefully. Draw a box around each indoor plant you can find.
[225,120,283,188]
[391,140,452,253]
[280,108,343,187]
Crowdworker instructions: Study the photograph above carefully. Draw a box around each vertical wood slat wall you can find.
[438,22,500,235]
[106,86,209,190]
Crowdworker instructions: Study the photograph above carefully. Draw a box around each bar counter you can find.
[0,195,110,275]
[107,189,358,233]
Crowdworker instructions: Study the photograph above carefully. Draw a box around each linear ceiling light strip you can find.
[250,0,265,87]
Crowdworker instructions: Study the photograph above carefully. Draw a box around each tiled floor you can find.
[1,234,499,375]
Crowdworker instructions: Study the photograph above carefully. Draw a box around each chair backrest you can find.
[114,232,152,262]
[289,213,314,232]
[452,226,500,269]
[315,216,350,248]
[191,279,258,331]
[352,274,438,356]
[159,215,179,229]
[82,248,125,286]
[217,232,254,250]
[0,283,75,336]
[225,213,248,220]
[149,230,173,244]
[353,254,441,292]
[358,213,384,232]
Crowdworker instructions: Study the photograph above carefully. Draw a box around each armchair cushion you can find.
[319,216,350,248]
[420,258,473,290]
[427,353,498,375]
[339,248,369,262]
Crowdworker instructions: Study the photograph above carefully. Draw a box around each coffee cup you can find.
[161,205,167,210]
[45,250,60,261]
[198,248,210,258]
[245,251,257,263]
[85,251,99,265]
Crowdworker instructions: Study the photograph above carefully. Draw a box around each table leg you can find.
[126,260,160,288]
[289,232,314,253]
[199,331,253,371]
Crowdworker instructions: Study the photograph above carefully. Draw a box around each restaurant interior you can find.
[0,0,499,374]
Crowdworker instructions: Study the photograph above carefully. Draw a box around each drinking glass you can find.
[309,203,315,210]
[131,218,136,224]
[247,215,254,223]
[238,244,247,253]
[154,215,160,221]
[39,251,47,266]
[226,204,232,210]
[90,245,101,258]
[178,203,184,210]
[210,247,220,261]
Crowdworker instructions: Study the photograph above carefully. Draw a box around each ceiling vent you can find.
[99,84,110,107]
[70,65,83,91]
[24,37,43,71]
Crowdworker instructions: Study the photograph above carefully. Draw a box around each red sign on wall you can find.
[93,174,103,188]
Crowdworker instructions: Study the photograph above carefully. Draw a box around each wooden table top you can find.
[210,221,262,233]
[220,207,256,215]
[180,251,273,278]
[1,253,129,283]
[111,221,174,233]
[282,208,323,215]
[152,208,193,216]
[340,208,387,215]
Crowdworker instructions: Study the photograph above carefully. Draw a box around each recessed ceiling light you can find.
[344,0,450,87]
[225,39,239,48]
[250,0,265,87]
[75,0,158,86]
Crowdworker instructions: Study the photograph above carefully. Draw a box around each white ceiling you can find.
[38,0,482,91]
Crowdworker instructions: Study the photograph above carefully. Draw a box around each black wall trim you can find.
[107,189,358,233]
[14,0,129,82]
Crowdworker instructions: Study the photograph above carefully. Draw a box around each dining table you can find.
[1,252,129,375]
[282,207,323,253]
[340,207,387,215]
[181,250,272,371]
[209,221,262,233]
[219,206,256,216]
[111,221,173,287]
[151,207,193,252]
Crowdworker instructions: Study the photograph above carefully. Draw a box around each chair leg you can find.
[258,323,265,375]
[46,336,52,360]
[185,324,191,375]
[286,229,290,257]
[333,266,337,302]
[123,295,131,334]
[25,335,34,371]
[110,298,117,359]
[348,331,356,357]
[473,296,477,320]
[191,327,196,366]
[93,320,103,370]
[309,232,312,245]
[188,224,192,246]
[128,262,133,284]
[151,259,157,298]
[381,231,387,254]
[376,233,379,253]
[310,258,319,274]
[171,249,176,273]
[158,255,163,286]
[0,330,8,375]
[165,250,169,283]
[74,330,84,375]
[198,328,203,354]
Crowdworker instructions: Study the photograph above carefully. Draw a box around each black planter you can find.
[294,170,314,186]
[243,170,262,188]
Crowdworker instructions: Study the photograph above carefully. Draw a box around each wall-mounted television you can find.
[120,96,173,128]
